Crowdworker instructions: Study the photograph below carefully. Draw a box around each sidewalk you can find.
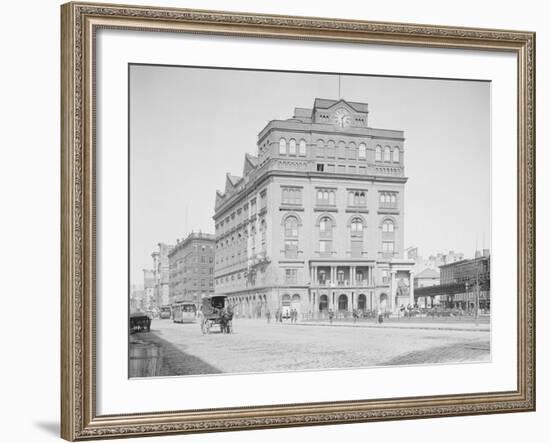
[291,319,490,332]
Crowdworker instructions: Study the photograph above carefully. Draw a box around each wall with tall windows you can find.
[214,98,414,318]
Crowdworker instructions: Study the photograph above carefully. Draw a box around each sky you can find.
[129,65,490,285]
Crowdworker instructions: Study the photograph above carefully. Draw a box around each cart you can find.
[199,295,233,334]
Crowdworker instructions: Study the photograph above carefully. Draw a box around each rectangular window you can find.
[285,268,298,284]
[351,240,363,258]
[327,164,335,173]
[281,187,302,205]
[379,192,398,208]
[337,165,346,174]
[382,241,395,253]
[316,188,336,206]
[317,163,325,172]
[285,240,298,258]
[319,240,332,253]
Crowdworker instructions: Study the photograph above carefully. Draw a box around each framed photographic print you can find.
[60,1,536,440]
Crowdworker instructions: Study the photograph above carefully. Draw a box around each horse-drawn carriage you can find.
[199,295,233,334]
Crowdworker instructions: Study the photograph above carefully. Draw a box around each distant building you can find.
[414,268,440,307]
[152,243,173,307]
[407,247,465,274]
[130,284,145,313]
[143,269,155,311]
[213,98,415,318]
[168,232,215,306]
[415,251,490,311]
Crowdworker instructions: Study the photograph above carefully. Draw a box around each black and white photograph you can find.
[128,65,491,378]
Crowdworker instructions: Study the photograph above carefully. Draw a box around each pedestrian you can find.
[377,307,383,324]
[328,308,334,324]
[352,308,358,323]
[266,309,271,323]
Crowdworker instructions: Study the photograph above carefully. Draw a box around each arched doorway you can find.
[379,293,388,311]
[282,294,291,318]
[291,294,301,315]
[358,294,366,311]
[338,294,348,311]
[319,294,328,312]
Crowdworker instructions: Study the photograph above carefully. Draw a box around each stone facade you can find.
[151,243,173,307]
[168,232,215,306]
[213,98,414,318]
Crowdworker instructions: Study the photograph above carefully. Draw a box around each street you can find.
[130,317,490,377]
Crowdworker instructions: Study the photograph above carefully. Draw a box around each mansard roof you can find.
[243,153,258,176]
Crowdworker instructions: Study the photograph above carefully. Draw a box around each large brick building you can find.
[213,98,414,318]
[168,232,215,306]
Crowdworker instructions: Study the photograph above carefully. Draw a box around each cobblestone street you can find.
[130,318,490,377]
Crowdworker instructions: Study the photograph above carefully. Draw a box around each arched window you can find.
[316,139,325,158]
[327,140,335,158]
[375,145,382,161]
[338,141,346,158]
[348,142,357,160]
[279,138,287,155]
[351,217,363,234]
[284,216,299,258]
[358,143,367,159]
[382,219,394,232]
[299,139,307,156]
[384,146,391,162]
[319,216,332,236]
[392,147,400,163]
[350,217,363,257]
[284,216,298,237]
[289,139,297,155]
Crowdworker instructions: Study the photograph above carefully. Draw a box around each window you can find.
[316,139,325,157]
[317,188,335,206]
[348,142,357,160]
[375,145,382,161]
[279,138,287,155]
[319,216,333,238]
[337,270,345,284]
[299,139,307,156]
[289,139,297,155]
[382,241,395,253]
[382,219,395,232]
[319,240,332,253]
[282,187,302,205]
[379,192,397,208]
[348,190,367,207]
[285,268,298,284]
[260,219,267,252]
[359,143,367,159]
[327,140,335,158]
[316,163,325,172]
[350,217,363,258]
[381,269,390,283]
[284,216,299,237]
[392,147,400,163]
[384,146,391,162]
[284,240,298,259]
[350,217,363,234]
[338,141,346,158]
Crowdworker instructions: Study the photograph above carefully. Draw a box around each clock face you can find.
[333,108,351,128]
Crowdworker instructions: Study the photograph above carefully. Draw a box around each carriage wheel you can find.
[205,320,211,334]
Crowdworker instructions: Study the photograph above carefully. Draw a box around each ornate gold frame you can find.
[61,2,536,440]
